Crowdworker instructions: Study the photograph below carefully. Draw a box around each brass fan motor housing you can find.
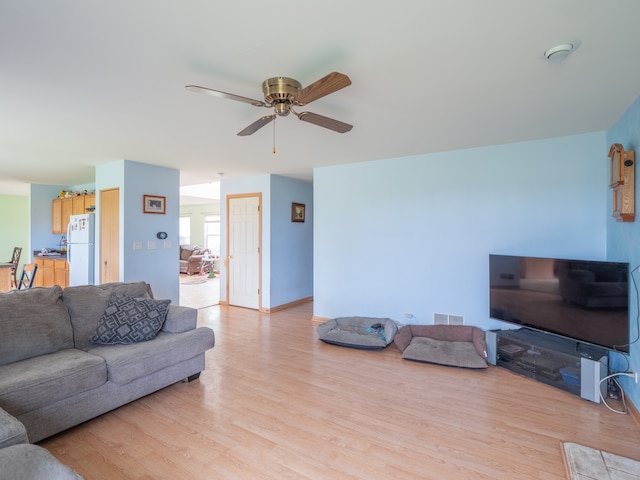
[262,77,301,115]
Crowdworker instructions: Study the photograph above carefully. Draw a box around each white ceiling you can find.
[2,1,640,197]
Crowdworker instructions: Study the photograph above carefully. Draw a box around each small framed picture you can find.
[291,202,305,222]
[143,195,166,214]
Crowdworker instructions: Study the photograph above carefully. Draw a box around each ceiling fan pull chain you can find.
[273,117,277,154]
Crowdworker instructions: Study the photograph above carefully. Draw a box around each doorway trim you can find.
[225,193,262,310]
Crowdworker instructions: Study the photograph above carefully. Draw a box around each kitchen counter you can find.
[34,251,67,261]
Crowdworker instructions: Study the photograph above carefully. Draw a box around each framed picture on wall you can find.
[143,194,166,214]
[291,202,305,222]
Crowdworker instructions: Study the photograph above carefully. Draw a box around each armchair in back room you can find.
[179,244,210,275]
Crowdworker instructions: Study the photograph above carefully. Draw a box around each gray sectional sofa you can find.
[0,281,215,476]
[0,406,82,479]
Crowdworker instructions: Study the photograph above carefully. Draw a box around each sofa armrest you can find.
[0,406,29,448]
[162,305,198,333]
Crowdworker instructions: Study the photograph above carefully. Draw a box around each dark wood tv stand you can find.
[486,328,608,403]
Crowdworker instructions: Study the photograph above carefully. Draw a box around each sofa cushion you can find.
[0,406,29,447]
[90,294,170,345]
[63,282,154,349]
[0,349,107,416]
[0,286,74,366]
[85,328,215,385]
[402,336,488,369]
[0,444,84,480]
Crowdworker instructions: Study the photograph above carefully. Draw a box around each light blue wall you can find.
[29,185,62,259]
[219,174,313,309]
[606,94,640,408]
[220,175,271,307]
[314,132,607,330]
[270,175,313,307]
[96,160,180,302]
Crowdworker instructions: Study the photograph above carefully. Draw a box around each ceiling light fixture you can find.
[544,43,574,62]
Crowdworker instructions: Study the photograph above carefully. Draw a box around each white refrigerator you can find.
[67,213,95,286]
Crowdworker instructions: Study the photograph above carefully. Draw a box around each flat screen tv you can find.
[489,254,630,353]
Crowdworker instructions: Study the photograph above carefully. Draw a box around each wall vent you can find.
[433,313,464,325]
[434,313,448,325]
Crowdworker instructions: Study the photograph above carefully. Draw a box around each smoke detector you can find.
[544,43,574,62]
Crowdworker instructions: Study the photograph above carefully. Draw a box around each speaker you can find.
[485,330,498,365]
[580,355,608,403]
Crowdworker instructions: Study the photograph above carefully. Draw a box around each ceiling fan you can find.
[185,72,353,136]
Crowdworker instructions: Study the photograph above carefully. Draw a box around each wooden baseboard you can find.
[628,397,640,432]
[258,296,313,314]
[311,315,330,323]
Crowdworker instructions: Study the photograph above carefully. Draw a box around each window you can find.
[179,216,190,245]
[204,215,220,255]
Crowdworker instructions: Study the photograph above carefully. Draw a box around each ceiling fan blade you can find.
[295,72,352,106]
[237,115,276,136]
[297,111,353,133]
[185,85,266,107]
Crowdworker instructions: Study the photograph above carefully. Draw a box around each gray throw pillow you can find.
[90,293,170,345]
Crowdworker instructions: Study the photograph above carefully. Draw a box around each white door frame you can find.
[225,193,262,310]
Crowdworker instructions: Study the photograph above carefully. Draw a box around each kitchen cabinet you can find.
[51,194,95,234]
[52,199,63,234]
[60,198,73,233]
[54,260,69,288]
[72,196,85,215]
[34,257,68,288]
[84,194,95,212]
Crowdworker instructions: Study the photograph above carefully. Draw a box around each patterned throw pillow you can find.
[90,293,171,345]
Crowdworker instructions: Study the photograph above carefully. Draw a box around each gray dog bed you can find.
[394,325,488,369]
[317,317,398,350]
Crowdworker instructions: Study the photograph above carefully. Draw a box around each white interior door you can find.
[227,195,260,309]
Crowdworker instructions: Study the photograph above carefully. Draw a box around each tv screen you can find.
[489,254,630,353]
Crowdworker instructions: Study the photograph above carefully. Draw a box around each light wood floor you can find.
[179,273,219,309]
[41,302,640,479]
